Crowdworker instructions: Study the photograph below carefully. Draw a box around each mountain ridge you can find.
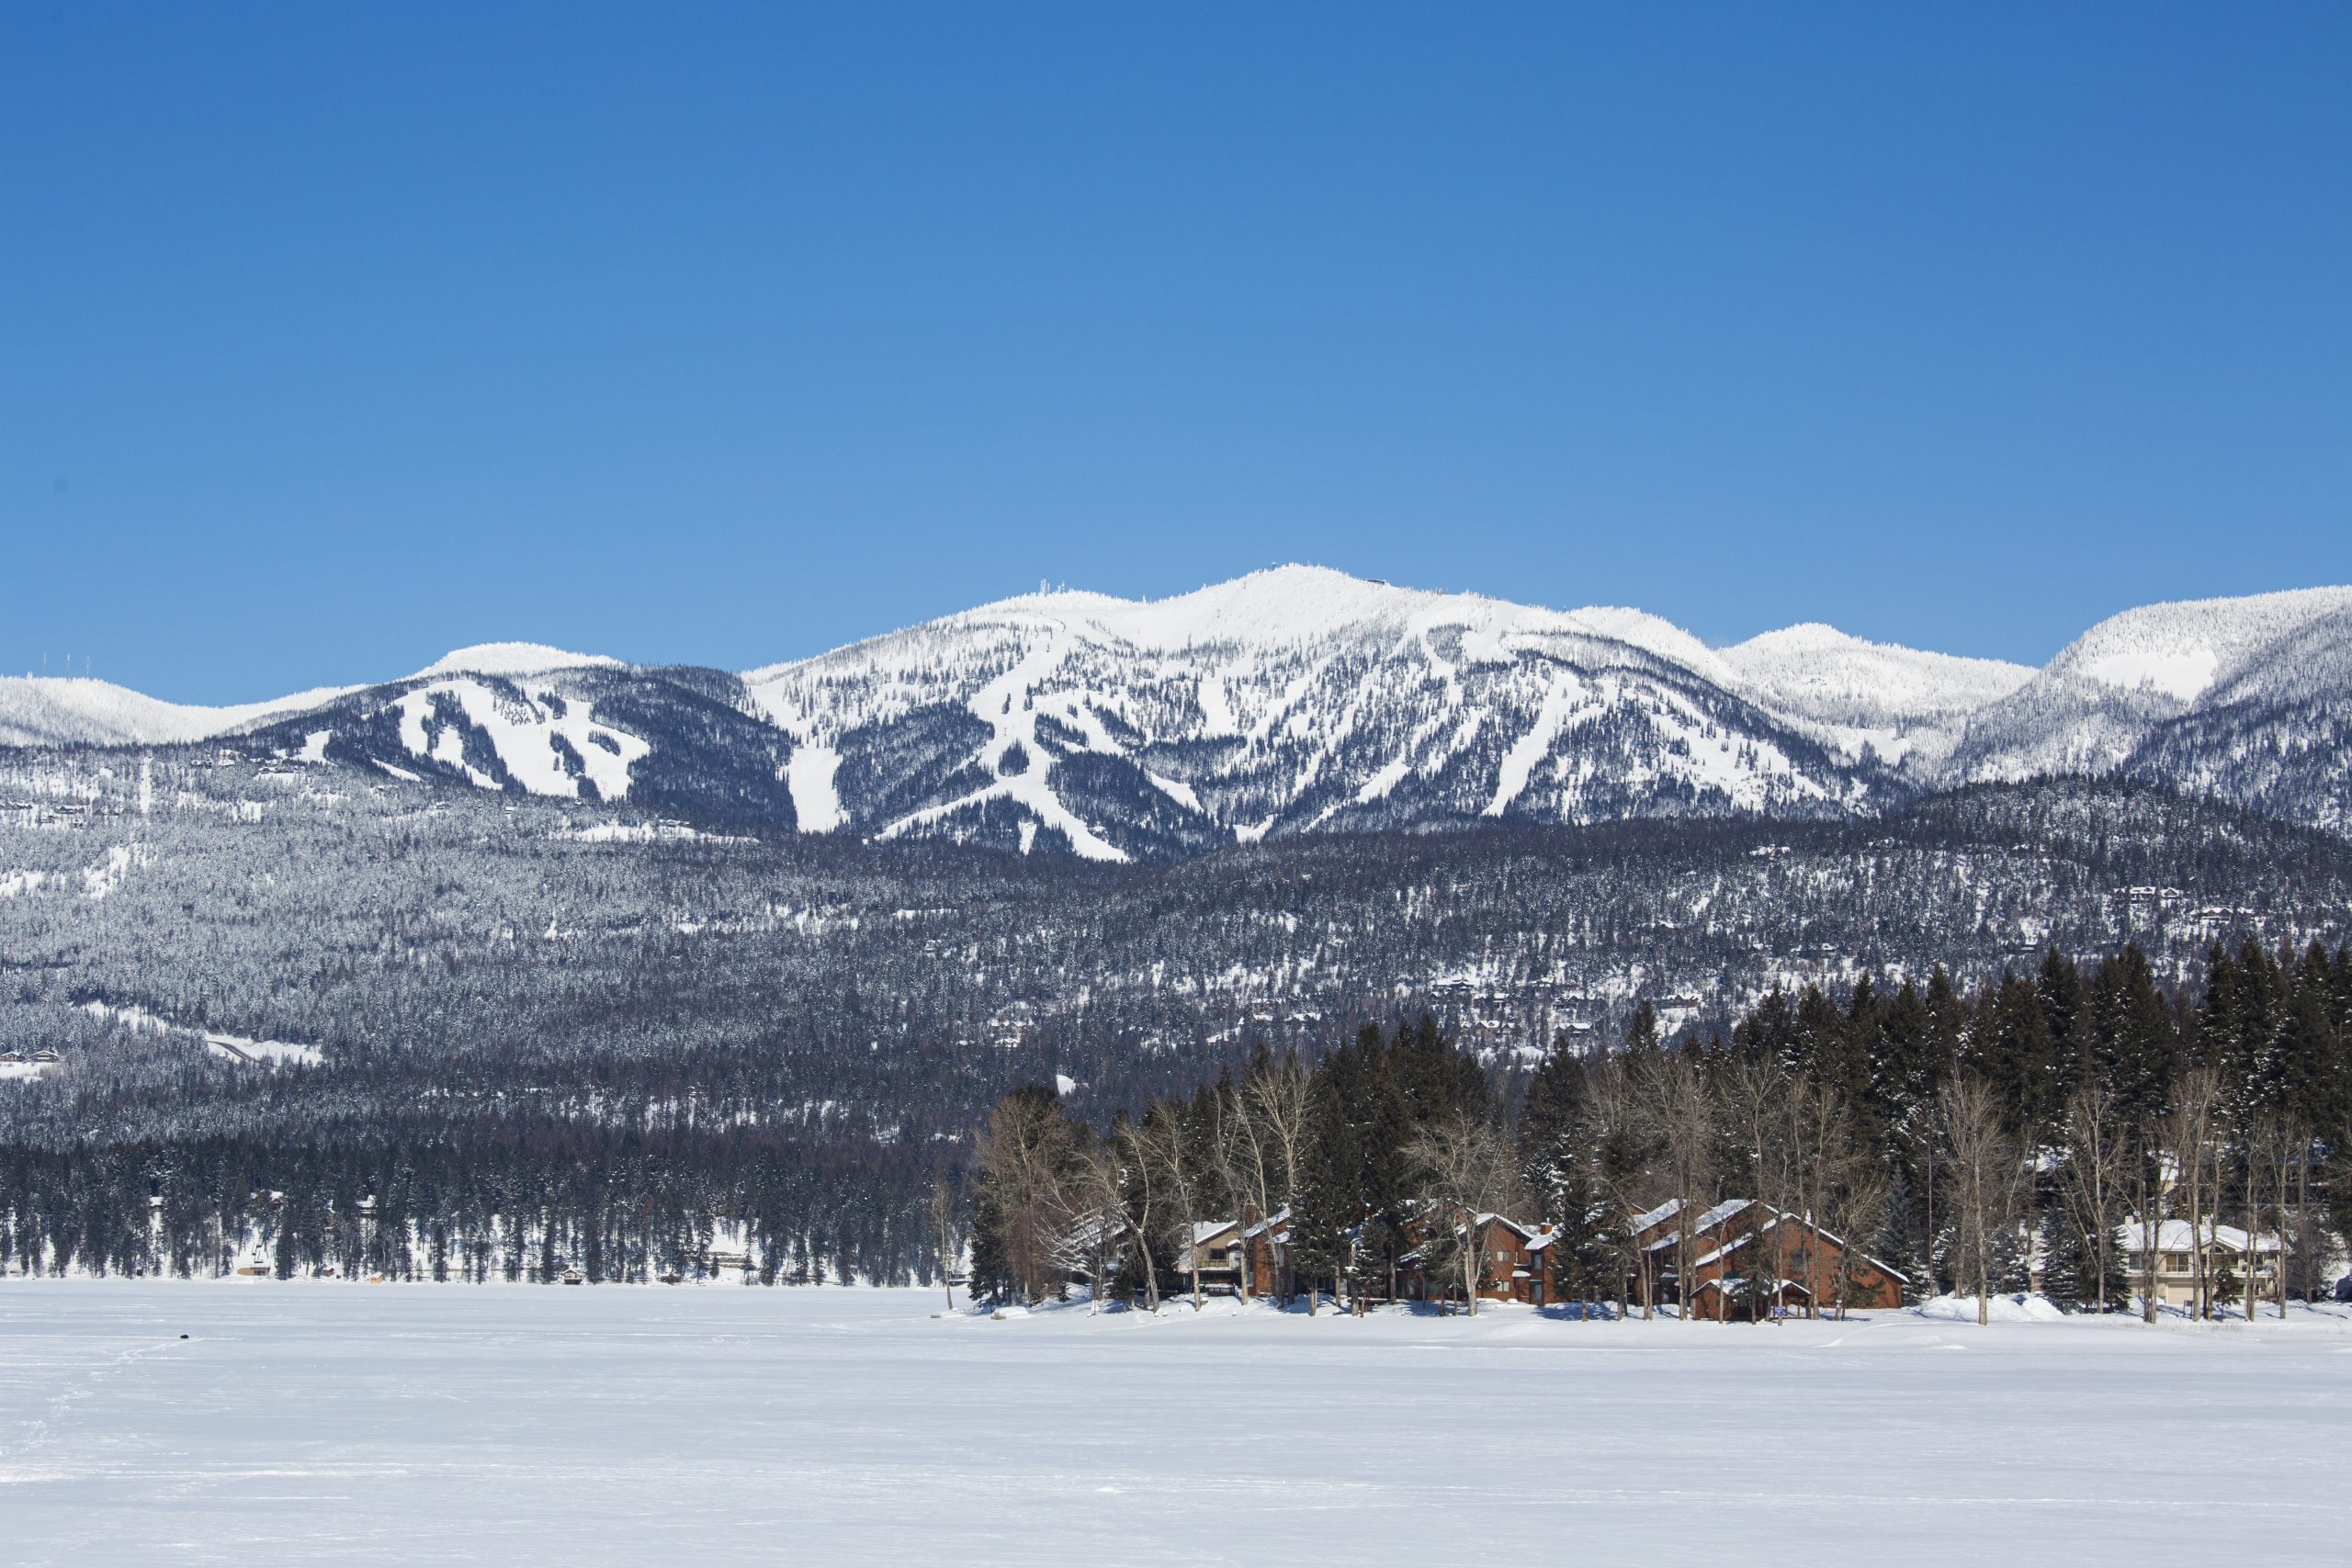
[6,566,2349,854]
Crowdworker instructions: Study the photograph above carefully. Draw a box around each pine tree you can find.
[1873,1166,1929,1304]
[2039,1204,2086,1313]
[1517,1038,1611,1309]
[1288,1080,1360,1305]
[1982,969,2060,1145]
[1625,999,1662,1055]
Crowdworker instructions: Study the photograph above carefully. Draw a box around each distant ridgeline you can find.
[6,570,2352,858]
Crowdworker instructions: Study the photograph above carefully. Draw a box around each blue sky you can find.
[6,4,2347,701]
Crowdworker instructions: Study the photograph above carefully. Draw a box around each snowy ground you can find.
[3,1284,2347,1565]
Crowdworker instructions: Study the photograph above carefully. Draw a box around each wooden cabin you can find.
[1396,1212,1563,1306]
[1182,1208,1293,1298]
[1630,1199,1906,1319]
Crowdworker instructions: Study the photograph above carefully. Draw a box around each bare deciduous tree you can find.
[972,1089,1076,1305]
[2165,1066,2222,1319]
[1939,1074,2019,1326]
[1134,1104,1207,1311]
[2059,1080,2124,1314]
[1053,1137,1128,1314]
[1404,1111,1523,1316]
[1114,1115,1163,1313]
[1640,1049,1718,1323]
[929,1176,961,1311]
[1245,1052,1315,1302]
[1209,1083,1273,1299]
[1819,1111,1888,1323]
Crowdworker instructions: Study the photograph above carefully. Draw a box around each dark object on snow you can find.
[2334,1276,2352,1303]
[178,1334,188,1339]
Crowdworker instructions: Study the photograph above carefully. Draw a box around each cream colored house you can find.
[2119,1219,2282,1308]
[1184,1219,1244,1294]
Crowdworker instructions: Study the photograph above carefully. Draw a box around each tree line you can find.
[0,1122,945,1288]
[967,939,2352,1325]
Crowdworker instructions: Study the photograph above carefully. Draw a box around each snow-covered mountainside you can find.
[0,677,357,749]
[6,569,2351,854]
[1947,587,2352,784]
[1718,625,2032,769]
[236,658,800,829]
[742,568,1865,860]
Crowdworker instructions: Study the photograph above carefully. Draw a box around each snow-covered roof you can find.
[2118,1219,2282,1254]
[1686,1235,1752,1270]
[1469,1211,1536,1239]
[1641,1199,1753,1252]
[1630,1198,1684,1233]
[1691,1199,1751,1232]
[1649,1203,1910,1284]
[1690,1276,1810,1296]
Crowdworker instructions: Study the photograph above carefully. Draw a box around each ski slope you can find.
[3,1283,2346,1566]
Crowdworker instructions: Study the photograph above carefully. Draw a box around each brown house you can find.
[1630,1198,1906,1319]
[1239,1208,1292,1296]
[1182,1208,1292,1298]
[1397,1211,1567,1306]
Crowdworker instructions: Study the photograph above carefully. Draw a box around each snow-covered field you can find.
[3,1284,2347,1566]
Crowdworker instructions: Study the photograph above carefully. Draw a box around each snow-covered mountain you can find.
[1717,625,2032,771]
[740,568,1868,859]
[0,676,358,750]
[1947,587,2352,783]
[6,568,2350,854]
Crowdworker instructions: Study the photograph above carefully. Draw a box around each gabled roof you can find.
[1630,1198,1684,1233]
[1470,1211,1538,1240]
[2118,1219,2283,1254]
[1057,1211,1132,1253]
[1642,1199,1757,1255]
[1667,1203,1910,1284]
[1692,1198,1754,1232]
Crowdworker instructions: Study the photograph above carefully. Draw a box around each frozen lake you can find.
[4,1282,2347,1565]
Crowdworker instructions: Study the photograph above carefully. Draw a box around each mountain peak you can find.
[415,644,622,681]
[965,564,1438,648]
